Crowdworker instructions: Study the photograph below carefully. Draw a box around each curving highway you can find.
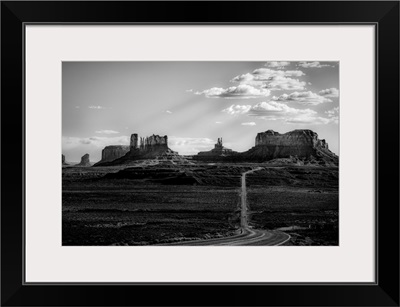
[160,167,291,246]
[160,227,290,246]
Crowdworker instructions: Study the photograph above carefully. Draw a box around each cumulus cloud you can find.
[254,68,304,78]
[271,91,332,105]
[247,101,317,120]
[233,68,304,82]
[196,84,270,99]
[88,105,106,109]
[319,88,339,98]
[264,61,291,68]
[324,107,339,124]
[241,122,256,126]
[165,110,173,114]
[251,103,336,125]
[325,106,339,116]
[231,68,306,91]
[298,61,333,68]
[222,101,335,125]
[263,76,306,91]
[222,104,252,115]
[95,130,119,134]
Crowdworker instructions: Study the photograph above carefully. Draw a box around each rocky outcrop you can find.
[94,133,179,166]
[130,134,139,151]
[93,145,130,166]
[129,134,176,159]
[239,129,338,164]
[194,138,238,161]
[62,154,69,165]
[76,153,91,167]
[129,133,168,151]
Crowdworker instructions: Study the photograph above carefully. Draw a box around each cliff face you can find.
[76,153,91,166]
[94,133,178,166]
[194,138,238,161]
[62,154,68,165]
[93,145,130,166]
[134,134,169,152]
[256,130,328,148]
[241,129,338,164]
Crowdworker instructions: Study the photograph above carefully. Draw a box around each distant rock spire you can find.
[62,154,69,165]
[76,153,91,167]
[130,134,138,150]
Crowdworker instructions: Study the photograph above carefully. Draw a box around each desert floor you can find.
[62,163,338,246]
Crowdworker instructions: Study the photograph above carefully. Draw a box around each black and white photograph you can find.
[62,61,339,246]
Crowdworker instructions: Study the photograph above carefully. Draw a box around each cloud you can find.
[215,121,222,124]
[324,107,339,124]
[325,106,339,117]
[168,136,215,155]
[186,89,193,93]
[319,88,339,98]
[63,135,130,149]
[88,105,106,109]
[231,68,306,91]
[222,104,252,115]
[75,106,80,109]
[249,102,336,124]
[165,110,173,114]
[247,101,317,120]
[196,84,270,99]
[262,76,306,91]
[298,61,333,68]
[79,139,92,145]
[271,91,332,105]
[285,116,335,125]
[241,122,256,126]
[95,130,119,134]
[233,68,304,82]
[264,61,291,68]
[222,101,335,125]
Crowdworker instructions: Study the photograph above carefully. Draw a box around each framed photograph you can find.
[1,1,399,306]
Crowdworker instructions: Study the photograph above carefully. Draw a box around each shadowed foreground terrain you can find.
[62,163,338,246]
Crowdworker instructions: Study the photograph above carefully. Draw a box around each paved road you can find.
[66,168,291,246]
[240,167,264,228]
[160,167,291,246]
[160,227,290,246]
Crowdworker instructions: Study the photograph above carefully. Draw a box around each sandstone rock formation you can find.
[94,133,180,166]
[93,145,130,166]
[62,154,69,165]
[194,138,238,161]
[76,153,91,167]
[240,129,338,164]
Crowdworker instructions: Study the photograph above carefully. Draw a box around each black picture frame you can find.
[1,1,399,306]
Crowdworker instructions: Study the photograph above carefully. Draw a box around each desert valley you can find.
[62,129,339,246]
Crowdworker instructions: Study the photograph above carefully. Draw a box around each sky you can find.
[62,61,339,162]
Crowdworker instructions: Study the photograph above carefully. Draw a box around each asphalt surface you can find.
[161,227,290,246]
[160,167,291,246]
